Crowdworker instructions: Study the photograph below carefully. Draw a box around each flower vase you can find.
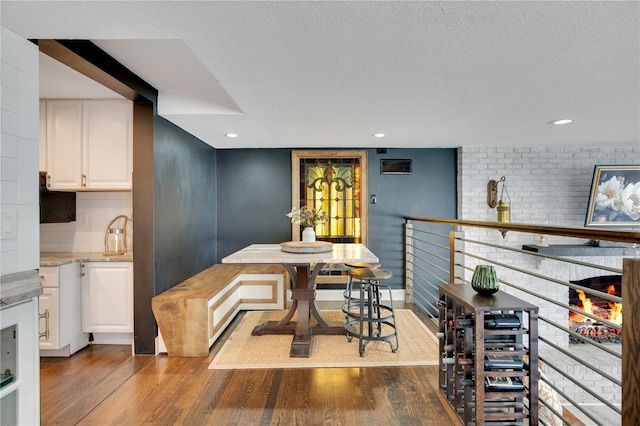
[471,265,499,295]
[302,227,316,244]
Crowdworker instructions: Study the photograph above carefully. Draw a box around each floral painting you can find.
[585,165,640,227]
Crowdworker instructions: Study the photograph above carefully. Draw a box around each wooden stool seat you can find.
[348,267,392,280]
[345,262,381,269]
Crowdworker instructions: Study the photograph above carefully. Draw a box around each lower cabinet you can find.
[81,262,133,335]
[39,263,88,356]
[1,297,40,425]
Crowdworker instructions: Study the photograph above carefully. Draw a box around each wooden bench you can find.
[151,263,288,357]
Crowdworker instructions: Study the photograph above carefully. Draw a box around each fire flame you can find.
[607,285,623,324]
[569,285,622,325]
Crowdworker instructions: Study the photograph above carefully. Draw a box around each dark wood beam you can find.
[38,39,139,101]
[132,101,156,354]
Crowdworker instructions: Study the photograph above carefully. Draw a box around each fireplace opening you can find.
[568,275,622,344]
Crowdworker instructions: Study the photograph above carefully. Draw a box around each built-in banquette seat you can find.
[152,264,288,357]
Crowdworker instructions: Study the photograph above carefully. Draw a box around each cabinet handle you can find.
[46,174,51,188]
[80,263,85,277]
[40,275,45,280]
[39,309,50,340]
[82,174,87,187]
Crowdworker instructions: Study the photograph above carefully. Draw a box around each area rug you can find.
[209,309,439,369]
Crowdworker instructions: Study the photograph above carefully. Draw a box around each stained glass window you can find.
[298,157,362,243]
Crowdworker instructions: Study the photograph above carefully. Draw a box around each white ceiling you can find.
[3,1,639,150]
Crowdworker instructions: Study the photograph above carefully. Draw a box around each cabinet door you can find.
[82,262,133,333]
[58,262,86,354]
[0,298,40,425]
[45,100,83,190]
[82,100,133,190]
[38,288,60,350]
[39,101,47,172]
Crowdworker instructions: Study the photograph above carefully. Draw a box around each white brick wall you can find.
[459,146,638,405]
[459,147,639,228]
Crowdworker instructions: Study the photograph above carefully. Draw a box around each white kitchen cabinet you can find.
[82,100,133,190]
[43,99,133,191]
[37,288,59,349]
[1,298,40,426]
[82,262,133,334]
[39,100,47,172]
[38,263,88,356]
[45,100,83,189]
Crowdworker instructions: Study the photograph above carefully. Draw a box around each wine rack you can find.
[438,284,539,425]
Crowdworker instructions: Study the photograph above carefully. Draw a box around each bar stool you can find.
[342,267,399,357]
[342,262,380,323]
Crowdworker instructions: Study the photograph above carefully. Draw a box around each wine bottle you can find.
[455,318,473,328]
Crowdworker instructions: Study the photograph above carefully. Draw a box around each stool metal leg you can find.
[343,268,399,357]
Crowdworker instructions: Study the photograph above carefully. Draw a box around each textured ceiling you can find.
[3,1,639,150]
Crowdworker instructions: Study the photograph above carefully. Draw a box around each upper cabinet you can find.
[41,99,133,191]
[44,100,83,189]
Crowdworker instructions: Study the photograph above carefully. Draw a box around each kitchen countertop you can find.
[0,270,42,307]
[1,253,133,307]
[40,252,133,266]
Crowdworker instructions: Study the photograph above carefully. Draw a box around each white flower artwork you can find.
[586,165,640,227]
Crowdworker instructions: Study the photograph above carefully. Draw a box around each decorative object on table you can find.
[104,215,130,255]
[286,205,327,243]
[584,165,640,228]
[302,226,316,243]
[280,241,333,253]
[471,264,500,295]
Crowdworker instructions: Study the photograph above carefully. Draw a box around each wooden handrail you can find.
[404,217,640,244]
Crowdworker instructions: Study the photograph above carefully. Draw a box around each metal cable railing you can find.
[404,217,640,426]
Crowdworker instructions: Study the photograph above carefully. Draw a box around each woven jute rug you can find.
[209,309,439,369]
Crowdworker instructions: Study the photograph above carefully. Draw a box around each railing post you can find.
[622,257,640,426]
[405,221,414,303]
[450,230,465,284]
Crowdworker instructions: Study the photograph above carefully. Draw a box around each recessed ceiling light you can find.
[550,119,573,125]
[225,133,238,138]
[373,133,385,138]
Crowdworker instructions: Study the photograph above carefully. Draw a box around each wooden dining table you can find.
[221,243,379,358]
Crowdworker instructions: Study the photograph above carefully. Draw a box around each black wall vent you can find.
[380,159,412,175]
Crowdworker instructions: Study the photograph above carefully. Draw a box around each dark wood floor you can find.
[40,305,461,425]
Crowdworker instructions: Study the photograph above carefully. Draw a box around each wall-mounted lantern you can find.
[487,176,511,237]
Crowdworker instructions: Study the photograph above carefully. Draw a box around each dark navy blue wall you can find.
[216,148,457,289]
[216,149,293,257]
[153,117,218,295]
[367,148,457,288]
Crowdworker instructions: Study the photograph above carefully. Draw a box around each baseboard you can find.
[90,332,133,345]
[156,329,167,354]
[40,345,71,358]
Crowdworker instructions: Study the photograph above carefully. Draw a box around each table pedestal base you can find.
[252,321,345,357]
[250,263,346,357]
